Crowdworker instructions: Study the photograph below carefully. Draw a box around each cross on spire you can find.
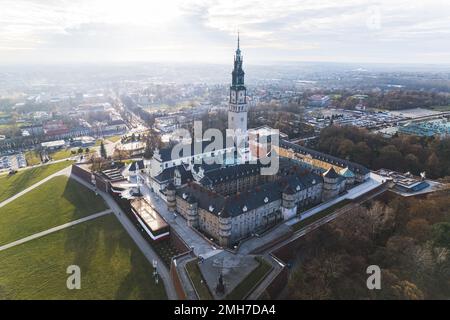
[237,31,240,50]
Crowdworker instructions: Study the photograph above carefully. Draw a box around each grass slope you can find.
[0,161,74,203]
[0,214,167,300]
[185,260,213,300]
[24,150,41,166]
[0,175,107,246]
[291,199,352,232]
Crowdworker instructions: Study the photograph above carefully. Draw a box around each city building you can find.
[142,37,370,248]
[308,95,330,108]
[43,120,69,137]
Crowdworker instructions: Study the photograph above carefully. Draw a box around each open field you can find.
[49,148,95,161]
[49,149,74,160]
[0,214,167,299]
[0,175,107,245]
[185,259,213,300]
[225,257,272,300]
[0,161,74,203]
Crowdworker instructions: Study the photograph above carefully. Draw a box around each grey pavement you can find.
[246,254,284,300]
[174,253,199,300]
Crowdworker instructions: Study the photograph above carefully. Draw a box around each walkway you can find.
[0,209,112,252]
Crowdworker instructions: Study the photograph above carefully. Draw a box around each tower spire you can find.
[237,31,240,50]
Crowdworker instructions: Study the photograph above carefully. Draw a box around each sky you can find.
[1,0,450,65]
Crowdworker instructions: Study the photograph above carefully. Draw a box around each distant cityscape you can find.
[1,0,450,302]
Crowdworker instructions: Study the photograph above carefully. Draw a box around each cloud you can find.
[0,0,450,64]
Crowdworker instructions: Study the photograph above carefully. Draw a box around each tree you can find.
[100,141,107,159]
[431,222,450,249]
[426,152,441,178]
[391,280,425,300]
[404,153,420,175]
[406,218,430,243]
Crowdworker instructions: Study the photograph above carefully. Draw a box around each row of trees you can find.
[315,125,450,179]
[287,191,450,300]
[297,89,449,111]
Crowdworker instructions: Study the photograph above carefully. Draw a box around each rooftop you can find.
[130,198,168,233]
[280,140,370,175]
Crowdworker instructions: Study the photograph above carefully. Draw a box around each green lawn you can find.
[49,148,75,160]
[225,257,272,300]
[185,260,213,300]
[0,161,74,203]
[24,150,41,166]
[0,214,167,300]
[291,199,352,232]
[0,175,107,246]
[50,148,94,161]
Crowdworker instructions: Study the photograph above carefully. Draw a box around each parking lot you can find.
[0,153,27,172]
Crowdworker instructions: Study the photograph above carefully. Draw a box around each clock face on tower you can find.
[231,91,236,103]
[238,90,245,103]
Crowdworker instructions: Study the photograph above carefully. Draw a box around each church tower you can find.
[228,33,247,133]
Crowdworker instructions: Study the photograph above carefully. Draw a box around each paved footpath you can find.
[0,166,72,209]
[0,209,112,252]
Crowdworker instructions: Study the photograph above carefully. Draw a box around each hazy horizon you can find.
[1,0,450,65]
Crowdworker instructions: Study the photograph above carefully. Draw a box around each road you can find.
[0,210,112,252]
